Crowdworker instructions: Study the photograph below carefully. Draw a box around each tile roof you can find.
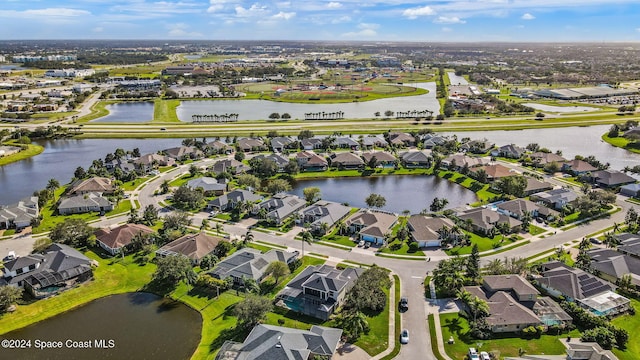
[95,223,154,250]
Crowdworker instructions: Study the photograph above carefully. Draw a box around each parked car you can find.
[399,297,408,311]
[589,237,603,245]
[480,351,490,360]
[400,329,409,344]
[358,240,365,247]
[468,348,480,360]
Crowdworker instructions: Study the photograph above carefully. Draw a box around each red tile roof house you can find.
[95,223,154,256]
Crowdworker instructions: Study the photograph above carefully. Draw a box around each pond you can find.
[522,103,597,113]
[91,102,155,123]
[290,175,478,214]
[176,82,439,121]
[0,138,181,205]
[0,292,202,360]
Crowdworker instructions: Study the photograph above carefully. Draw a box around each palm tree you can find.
[603,232,620,248]
[243,230,254,244]
[301,230,313,257]
[46,178,60,191]
[340,311,369,341]
[241,276,260,294]
[215,222,223,235]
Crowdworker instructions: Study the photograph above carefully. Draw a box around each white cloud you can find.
[342,23,379,38]
[331,15,351,24]
[402,6,435,20]
[327,2,342,9]
[272,11,295,20]
[521,13,535,20]
[434,16,466,24]
[235,4,268,18]
[166,23,203,37]
[208,0,238,13]
[26,8,90,16]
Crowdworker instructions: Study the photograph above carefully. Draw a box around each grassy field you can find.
[445,231,509,255]
[77,100,117,123]
[0,250,156,335]
[0,143,44,166]
[612,298,640,360]
[153,99,181,123]
[440,313,578,359]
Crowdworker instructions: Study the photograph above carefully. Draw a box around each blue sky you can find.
[1,0,640,41]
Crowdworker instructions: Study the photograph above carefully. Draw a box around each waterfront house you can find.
[67,177,115,196]
[491,144,525,159]
[528,152,567,167]
[295,151,328,171]
[0,196,38,230]
[590,170,636,188]
[207,140,233,155]
[95,223,154,256]
[345,209,397,245]
[156,232,223,265]
[472,164,514,181]
[400,150,431,168]
[1,244,93,299]
[422,134,447,149]
[210,248,298,286]
[133,153,175,172]
[496,199,540,220]
[441,154,489,170]
[237,138,267,152]
[207,189,262,212]
[211,159,250,175]
[457,207,522,235]
[523,177,554,196]
[276,265,363,320]
[361,151,397,168]
[561,159,597,175]
[328,152,364,170]
[216,324,342,360]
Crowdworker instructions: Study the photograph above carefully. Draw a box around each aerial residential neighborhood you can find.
[1,13,640,360]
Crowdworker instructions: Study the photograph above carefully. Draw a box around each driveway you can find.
[334,343,371,360]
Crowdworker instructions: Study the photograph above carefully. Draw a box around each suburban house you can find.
[407,215,457,247]
[528,152,567,167]
[457,207,522,235]
[215,324,342,360]
[400,150,431,168]
[186,177,228,196]
[276,265,364,320]
[472,164,514,181]
[362,135,388,149]
[464,275,572,333]
[334,137,359,150]
[0,196,39,230]
[295,151,328,171]
[207,140,233,155]
[535,261,630,317]
[301,137,323,150]
[237,138,267,152]
[163,146,204,161]
[588,248,640,289]
[133,153,175,172]
[590,170,636,188]
[328,152,364,170]
[105,159,136,174]
[253,153,290,172]
[388,132,416,147]
[441,154,489,170]
[155,232,223,265]
[95,223,154,256]
[67,177,115,196]
[257,193,307,225]
[1,243,93,299]
[618,233,640,258]
[211,159,250,175]
[491,144,525,159]
[561,159,598,175]
[523,177,554,196]
[422,134,447,149]
[207,189,262,212]
[270,136,297,152]
[530,188,579,210]
[298,200,351,234]
[345,209,398,245]
[504,341,619,360]
[210,248,298,286]
[496,199,541,220]
[460,139,495,154]
[361,151,397,168]
[57,192,114,215]
[620,183,640,198]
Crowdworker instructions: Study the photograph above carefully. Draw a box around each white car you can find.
[400,329,409,344]
[468,348,480,360]
[358,240,365,247]
[480,351,490,360]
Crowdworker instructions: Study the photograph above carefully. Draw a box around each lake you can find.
[91,102,155,123]
[0,292,201,360]
[176,82,439,121]
[291,175,477,213]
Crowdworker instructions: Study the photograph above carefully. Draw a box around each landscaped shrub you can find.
[408,242,420,252]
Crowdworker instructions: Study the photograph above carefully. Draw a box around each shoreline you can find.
[0,143,44,167]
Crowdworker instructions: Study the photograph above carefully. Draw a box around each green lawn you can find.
[153,99,181,123]
[34,199,132,234]
[321,228,356,247]
[436,170,496,203]
[602,133,640,154]
[380,274,402,360]
[351,286,390,355]
[528,224,546,236]
[379,240,425,256]
[0,143,45,166]
[121,176,152,191]
[445,231,511,255]
[612,298,640,360]
[440,313,577,359]
[0,250,156,335]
